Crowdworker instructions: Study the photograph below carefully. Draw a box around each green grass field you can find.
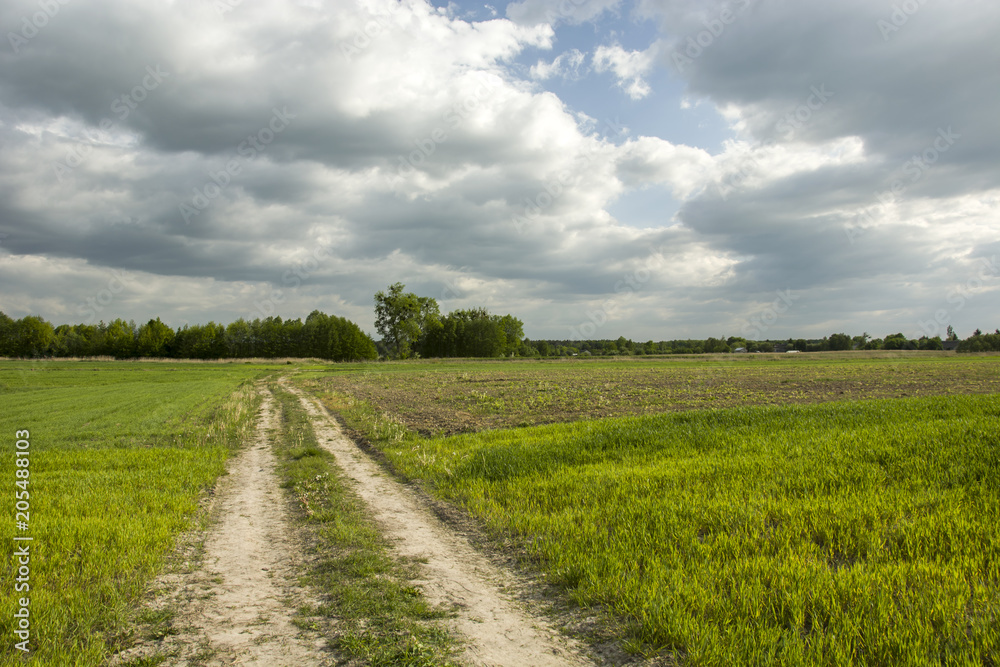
[4,355,999,665]
[315,358,1000,666]
[0,361,278,665]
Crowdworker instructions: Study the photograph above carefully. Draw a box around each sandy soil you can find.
[282,379,593,667]
[111,386,332,666]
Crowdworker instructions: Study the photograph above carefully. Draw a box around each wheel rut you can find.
[282,378,592,667]
[111,385,331,666]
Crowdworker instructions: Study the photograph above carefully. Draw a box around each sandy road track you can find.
[282,379,593,667]
[111,386,331,666]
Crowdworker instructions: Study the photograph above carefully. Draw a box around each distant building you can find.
[733,347,747,353]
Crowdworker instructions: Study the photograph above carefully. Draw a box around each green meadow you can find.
[0,361,276,665]
[332,384,1000,665]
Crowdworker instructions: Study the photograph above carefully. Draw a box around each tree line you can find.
[2,296,997,360]
[524,329,999,356]
[0,310,377,360]
[371,283,999,358]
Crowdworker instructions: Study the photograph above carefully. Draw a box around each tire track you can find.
[282,379,592,667]
[112,385,331,666]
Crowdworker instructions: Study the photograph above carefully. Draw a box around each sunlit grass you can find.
[0,361,267,666]
[346,393,1000,665]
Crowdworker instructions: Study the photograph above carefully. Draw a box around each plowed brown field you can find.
[302,352,1000,435]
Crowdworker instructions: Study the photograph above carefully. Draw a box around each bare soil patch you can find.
[304,355,1000,435]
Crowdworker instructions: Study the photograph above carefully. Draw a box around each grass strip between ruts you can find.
[269,382,461,667]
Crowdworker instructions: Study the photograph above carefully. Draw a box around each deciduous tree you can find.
[374,283,439,359]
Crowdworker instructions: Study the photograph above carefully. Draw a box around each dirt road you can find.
[115,381,592,666]
[112,386,331,666]
[283,379,592,667]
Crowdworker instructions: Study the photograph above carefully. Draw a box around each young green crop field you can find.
[307,353,1000,665]
[0,360,288,665]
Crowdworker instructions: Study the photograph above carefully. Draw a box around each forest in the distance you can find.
[3,306,999,361]
[2,279,998,361]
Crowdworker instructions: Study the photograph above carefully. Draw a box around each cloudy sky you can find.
[1,0,998,341]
